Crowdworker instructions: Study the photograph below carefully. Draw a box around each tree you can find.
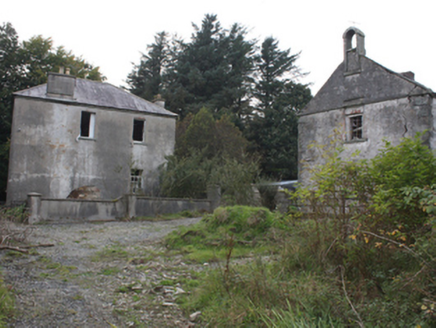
[246,38,312,179]
[0,22,104,200]
[127,32,168,101]
[160,108,257,203]
[21,35,104,86]
[253,37,300,111]
[130,14,256,120]
[128,17,312,180]
[0,23,26,199]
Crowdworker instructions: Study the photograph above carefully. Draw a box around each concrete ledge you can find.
[27,188,221,224]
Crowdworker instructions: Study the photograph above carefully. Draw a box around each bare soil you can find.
[1,218,203,328]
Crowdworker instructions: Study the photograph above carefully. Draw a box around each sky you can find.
[2,0,435,95]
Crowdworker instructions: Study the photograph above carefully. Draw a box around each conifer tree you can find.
[127,31,168,101]
[247,37,312,179]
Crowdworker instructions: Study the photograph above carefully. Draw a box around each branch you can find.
[0,246,29,254]
[0,243,55,253]
[339,265,365,328]
[361,230,435,270]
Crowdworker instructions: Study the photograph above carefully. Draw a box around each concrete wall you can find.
[299,95,433,185]
[7,97,176,204]
[134,197,211,217]
[27,190,219,224]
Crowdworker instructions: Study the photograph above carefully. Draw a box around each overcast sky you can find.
[2,0,435,95]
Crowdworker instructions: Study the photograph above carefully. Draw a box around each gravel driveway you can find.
[1,218,202,328]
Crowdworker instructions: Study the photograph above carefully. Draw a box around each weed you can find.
[100,267,121,276]
[91,244,130,262]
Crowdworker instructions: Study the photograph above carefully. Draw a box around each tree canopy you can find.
[128,14,312,180]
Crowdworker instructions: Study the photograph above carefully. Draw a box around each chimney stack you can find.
[401,71,415,81]
[46,72,76,99]
[153,94,165,108]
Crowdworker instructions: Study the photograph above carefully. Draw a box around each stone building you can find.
[298,27,436,185]
[7,72,177,204]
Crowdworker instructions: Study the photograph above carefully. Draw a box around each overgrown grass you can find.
[164,206,287,264]
[165,200,436,327]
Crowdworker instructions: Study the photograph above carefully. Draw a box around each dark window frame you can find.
[350,115,363,140]
[130,169,143,194]
[132,119,145,142]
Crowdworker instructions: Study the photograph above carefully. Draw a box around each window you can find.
[130,169,143,194]
[80,111,95,138]
[132,119,145,142]
[350,115,363,140]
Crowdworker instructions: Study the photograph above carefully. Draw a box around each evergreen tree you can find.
[162,15,254,120]
[247,38,312,180]
[127,32,168,101]
[253,37,300,111]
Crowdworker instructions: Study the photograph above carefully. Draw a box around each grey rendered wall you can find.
[39,198,125,222]
[298,96,433,185]
[134,197,211,217]
[27,194,213,224]
[7,97,176,204]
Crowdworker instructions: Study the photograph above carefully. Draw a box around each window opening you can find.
[130,169,143,194]
[350,115,363,140]
[80,111,95,138]
[132,119,145,142]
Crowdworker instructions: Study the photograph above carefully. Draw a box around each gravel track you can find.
[1,218,202,328]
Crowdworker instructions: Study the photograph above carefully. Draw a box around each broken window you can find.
[130,169,143,194]
[80,111,95,138]
[132,119,145,142]
[350,115,363,140]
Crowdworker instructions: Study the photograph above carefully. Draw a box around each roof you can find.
[14,77,178,118]
[301,55,435,116]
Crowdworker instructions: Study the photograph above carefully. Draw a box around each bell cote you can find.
[343,27,365,74]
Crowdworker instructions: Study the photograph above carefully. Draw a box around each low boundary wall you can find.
[27,186,220,224]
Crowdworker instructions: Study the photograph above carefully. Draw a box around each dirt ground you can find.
[1,218,204,328]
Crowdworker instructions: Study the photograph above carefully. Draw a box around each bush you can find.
[289,133,436,326]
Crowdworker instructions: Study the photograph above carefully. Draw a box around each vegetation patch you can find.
[91,244,131,262]
[165,206,285,264]
[0,272,14,326]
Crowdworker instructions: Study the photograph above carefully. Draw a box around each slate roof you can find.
[301,55,435,116]
[14,78,177,117]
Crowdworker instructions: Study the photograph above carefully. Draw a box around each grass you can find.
[164,206,286,264]
[162,205,436,327]
[91,243,131,262]
[0,272,14,327]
